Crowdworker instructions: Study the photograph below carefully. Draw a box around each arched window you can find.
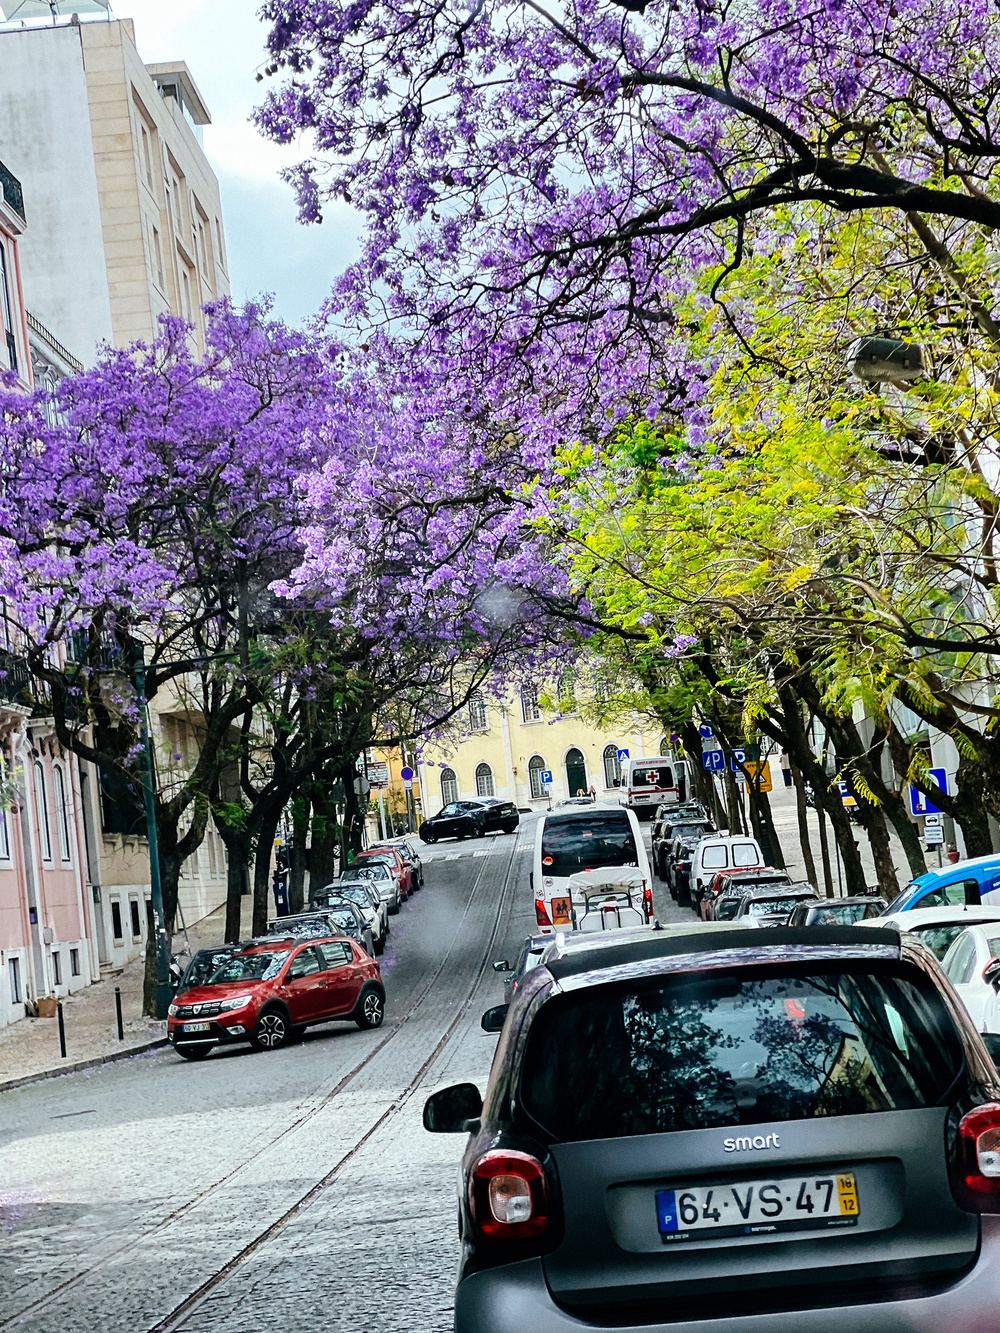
[603,744,622,788]
[660,736,671,756]
[565,747,587,797]
[54,764,71,862]
[440,767,459,805]
[475,762,495,798]
[528,754,547,799]
[35,762,52,861]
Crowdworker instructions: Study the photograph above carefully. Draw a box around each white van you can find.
[689,833,764,907]
[622,755,685,818]
[532,806,652,934]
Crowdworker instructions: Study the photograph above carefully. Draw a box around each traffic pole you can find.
[115,984,124,1040]
[57,1001,66,1058]
[133,649,172,1021]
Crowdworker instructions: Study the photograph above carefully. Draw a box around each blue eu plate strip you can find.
[656,1189,678,1233]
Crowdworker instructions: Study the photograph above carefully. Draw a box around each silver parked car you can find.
[424,922,1000,1332]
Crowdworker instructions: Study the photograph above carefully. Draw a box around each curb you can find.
[0,1035,169,1095]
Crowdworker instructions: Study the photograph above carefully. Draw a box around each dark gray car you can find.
[424,923,1000,1331]
[732,885,820,927]
[493,935,549,1005]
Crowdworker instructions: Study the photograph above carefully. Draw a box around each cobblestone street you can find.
[0,828,551,1333]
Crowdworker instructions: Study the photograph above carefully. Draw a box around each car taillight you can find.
[954,1103,1000,1210]
[469,1150,549,1239]
[534,898,552,928]
[643,887,653,922]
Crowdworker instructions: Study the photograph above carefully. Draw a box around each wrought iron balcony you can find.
[0,651,30,705]
[0,159,24,222]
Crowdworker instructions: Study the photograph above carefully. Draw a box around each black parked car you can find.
[424,924,1000,1332]
[475,798,521,834]
[652,814,715,883]
[420,797,515,842]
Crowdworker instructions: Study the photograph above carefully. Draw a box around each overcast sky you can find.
[113,0,360,325]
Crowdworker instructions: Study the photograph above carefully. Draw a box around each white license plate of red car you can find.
[182,1021,211,1032]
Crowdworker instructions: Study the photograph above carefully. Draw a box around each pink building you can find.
[0,156,102,1027]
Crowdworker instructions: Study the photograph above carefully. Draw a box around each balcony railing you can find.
[0,651,30,705]
[0,159,24,222]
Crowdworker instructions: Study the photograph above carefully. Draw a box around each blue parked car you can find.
[884,854,1000,914]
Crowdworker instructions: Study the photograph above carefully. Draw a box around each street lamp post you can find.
[132,649,172,1021]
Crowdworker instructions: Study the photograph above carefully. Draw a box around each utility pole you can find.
[132,646,171,1020]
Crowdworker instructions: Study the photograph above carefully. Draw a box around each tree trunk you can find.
[724,769,745,834]
[143,900,157,1017]
[850,791,899,897]
[816,801,834,897]
[252,802,283,937]
[746,782,785,869]
[310,810,337,892]
[791,764,818,887]
[289,793,309,914]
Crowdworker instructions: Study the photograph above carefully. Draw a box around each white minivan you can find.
[689,833,764,908]
[532,806,652,934]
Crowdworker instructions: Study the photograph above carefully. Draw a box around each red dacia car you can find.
[167,936,385,1061]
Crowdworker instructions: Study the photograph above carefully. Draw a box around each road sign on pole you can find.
[702,750,725,772]
[730,748,748,770]
[541,769,553,785]
[400,766,414,781]
[909,768,948,816]
[617,749,629,763]
[744,760,772,792]
[698,724,715,739]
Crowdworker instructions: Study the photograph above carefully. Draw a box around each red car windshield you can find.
[210,951,290,983]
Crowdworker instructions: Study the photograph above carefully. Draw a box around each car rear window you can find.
[631,765,673,789]
[747,897,799,915]
[701,846,727,869]
[519,966,963,1142]
[540,814,639,877]
[732,842,761,867]
[808,902,872,926]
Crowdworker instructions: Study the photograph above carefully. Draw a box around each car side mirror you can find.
[423,1082,483,1133]
[481,1004,509,1033]
[985,958,1000,993]
[493,960,511,973]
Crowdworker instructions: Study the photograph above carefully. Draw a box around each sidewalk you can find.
[0,895,253,1092]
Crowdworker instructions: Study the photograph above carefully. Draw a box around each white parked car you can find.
[689,833,763,908]
[941,922,1000,1032]
[311,878,389,955]
[857,904,1000,962]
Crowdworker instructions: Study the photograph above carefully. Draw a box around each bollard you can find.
[115,985,124,1041]
[57,1001,66,1059]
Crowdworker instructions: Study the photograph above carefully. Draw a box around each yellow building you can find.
[410,687,667,816]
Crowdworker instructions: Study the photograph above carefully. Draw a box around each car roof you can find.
[859,905,1000,928]
[541,922,901,982]
[909,855,1000,889]
[540,806,632,822]
[742,886,819,900]
[804,895,879,908]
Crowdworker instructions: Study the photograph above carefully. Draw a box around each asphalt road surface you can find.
[0,816,681,1333]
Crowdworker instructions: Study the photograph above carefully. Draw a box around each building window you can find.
[469,695,488,731]
[440,767,458,805]
[54,764,71,863]
[34,762,52,861]
[111,899,123,941]
[521,685,542,723]
[475,763,495,798]
[51,950,62,986]
[70,948,80,977]
[129,897,142,940]
[8,956,21,1004]
[557,669,576,713]
[0,241,17,374]
[528,754,547,799]
[603,744,622,789]
[152,226,165,289]
[181,266,193,321]
[140,123,153,188]
[0,799,10,860]
[660,737,671,756]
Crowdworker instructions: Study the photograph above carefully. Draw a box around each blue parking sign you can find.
[909,768,948,816]
[702,750,725,772]
[540,769,553,785]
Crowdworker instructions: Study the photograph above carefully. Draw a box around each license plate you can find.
[657,1172,859,1243]
[182,1021,211,1032]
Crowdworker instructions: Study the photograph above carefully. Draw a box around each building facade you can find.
[0,16,229,363]
[373,686,668,828]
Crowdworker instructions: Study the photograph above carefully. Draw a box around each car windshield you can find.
[748,896,807,915]
[668,823,711,840]
[334,884,372,908]
[209,951,289,983]
[909,922,975,960]
[277,918,338,939]
[182,949,234,988]
[342,864,389,881]
[519,965,964,1141]
[806,902,871,926]
[540,814,639,877]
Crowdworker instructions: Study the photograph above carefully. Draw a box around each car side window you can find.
[441,804,459,817]
[946,933,976,985]
[287,947,322,980]
[318,941,353,968]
